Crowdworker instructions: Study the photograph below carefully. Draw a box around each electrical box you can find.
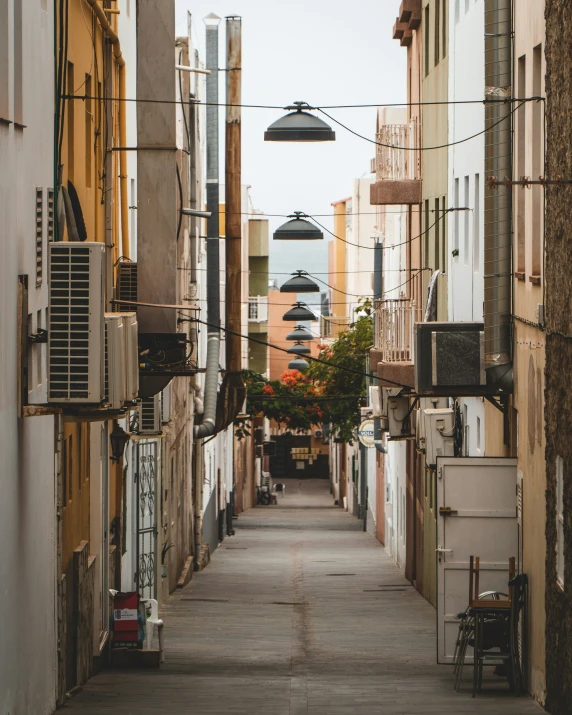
[424,407,455,468]
[388,396,412,439]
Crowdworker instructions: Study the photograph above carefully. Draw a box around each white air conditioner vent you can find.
[36,188,43,286]
[138,394,161,434]
[48,242,105,403]
[116,261,137,312]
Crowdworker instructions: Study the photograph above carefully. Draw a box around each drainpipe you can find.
[483,0,513,390]
[194,15,221,439]
[373,240,387,452]
[86,0,129,259]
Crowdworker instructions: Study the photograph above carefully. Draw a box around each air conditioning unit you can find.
[122,312,139,402]
[47,242,105,403]
[380,386,404,419]
[138,394,162,434]
[416,397,448,451]
[369,386,381,417]
[388,396,412,439]
[414,322,487,396]
[424,407,455,468]
[116,261,137,312]
[105,314,127,410]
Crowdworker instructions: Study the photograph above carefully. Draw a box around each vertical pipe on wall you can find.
[484,0,513,390]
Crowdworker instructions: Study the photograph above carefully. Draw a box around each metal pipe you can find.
[483,0,513,389]
[225,16,242,375]
[194,16,221,440]
[176,64,211,75]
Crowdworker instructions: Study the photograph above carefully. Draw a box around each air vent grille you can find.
[36,188,43,286]
[47,188,55,242]
[48,243,104,402]
[139,395,161,434]
[116,261,137,311]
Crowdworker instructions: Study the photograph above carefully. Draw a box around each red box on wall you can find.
[112,592,142,647]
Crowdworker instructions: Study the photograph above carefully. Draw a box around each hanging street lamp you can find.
[287,341,311,356]
[273,212,323,241]
[280,270,320,293]
[286,325,313,341]
[110,424,130,463]
[282,302,317,322]
[288,358,310,372]
[264,102,335,142]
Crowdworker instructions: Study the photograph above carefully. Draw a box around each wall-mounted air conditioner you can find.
[105,314,127,410]
[415,322,488,396]
[138,394,162,434]
[47,242,105,404]
[388,396,412,439]
[424,407,455,468]
[416,397,448,452]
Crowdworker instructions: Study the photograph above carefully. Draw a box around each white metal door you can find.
[436,457,517,664]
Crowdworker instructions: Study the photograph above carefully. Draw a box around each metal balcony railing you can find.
[374,298,416,362]
[375,119,420,182]
[248,296,268,323]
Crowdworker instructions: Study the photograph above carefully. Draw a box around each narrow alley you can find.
[66,480,541,715]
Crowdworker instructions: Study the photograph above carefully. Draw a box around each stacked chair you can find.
[453,556,528,697]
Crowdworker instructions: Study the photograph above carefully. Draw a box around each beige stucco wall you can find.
[513,0,547,704]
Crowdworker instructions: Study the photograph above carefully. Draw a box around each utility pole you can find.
[225,15,242,376]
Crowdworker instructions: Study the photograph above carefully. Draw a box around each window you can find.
[248,298,259,320]
[516,55,526,274]
[532,45,542,278]
[36,188,43,286]
[476,416,481,452]
[425,4,430,76]
[556,456,564,588]
[435,0,440,66]
[463,404,469,456]
[464,176,470,265]
[454,178,459,255]
[473,174,480,273]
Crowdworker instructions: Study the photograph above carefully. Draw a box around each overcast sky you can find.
[176,1,406,283]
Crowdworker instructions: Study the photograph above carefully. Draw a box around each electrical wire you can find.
[111,298,409,388]
[317,100,527,151]
[62,93,544,109]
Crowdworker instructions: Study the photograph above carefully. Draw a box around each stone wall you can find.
[544,2,572,711]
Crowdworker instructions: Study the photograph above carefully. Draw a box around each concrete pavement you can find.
[66,478,542,714]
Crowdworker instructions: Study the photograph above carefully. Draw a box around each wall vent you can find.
[116,261,138,311]
[48,242,105,402]
[138,394,161,434]
[47,188,55,242]
[36,188,43,286]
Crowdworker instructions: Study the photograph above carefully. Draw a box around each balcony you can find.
[371,299,418,388]
[370,121,422,205]
[248,296,268,333]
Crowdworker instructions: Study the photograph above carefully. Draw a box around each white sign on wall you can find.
[358,419,375,448]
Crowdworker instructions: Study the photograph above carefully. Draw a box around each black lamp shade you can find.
[280,270,320,293]
[288,358,310,371]
[286,325,313,341]
[265,104,335,142]
[110,424,130,463]
[282,302,317,322]
[273,213,323,241]
[287,342,311,356]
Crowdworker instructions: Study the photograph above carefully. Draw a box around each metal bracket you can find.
[485,394,508,414]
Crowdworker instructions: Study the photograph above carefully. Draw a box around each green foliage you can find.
[243,313,373,442]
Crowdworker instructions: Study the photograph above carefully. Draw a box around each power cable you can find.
[111,298,409,389]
